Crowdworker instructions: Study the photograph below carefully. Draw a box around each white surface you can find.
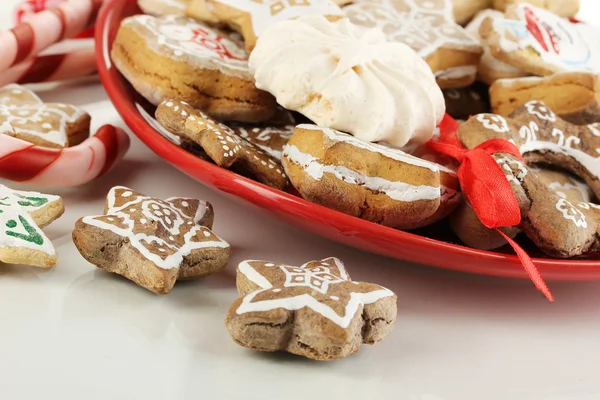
[1,2,600,400]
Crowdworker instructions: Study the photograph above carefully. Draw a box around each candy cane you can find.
[0,125,130,187]
[0,0,103,73]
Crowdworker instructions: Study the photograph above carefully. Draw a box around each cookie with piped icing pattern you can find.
[231,125,294,161]
[344,0,482,89]
[156,100,289,190]
[226,257,397,360]
[72,186,229,294]
[111,15,276,123]
[0,185,64,268]
[0,84,90,149]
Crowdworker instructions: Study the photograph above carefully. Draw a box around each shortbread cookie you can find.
[139,0,188,16]
[490,72,600,125]
[345,0,482,89]
[250,15,445,148]
[0,84,90,149]
[481,4,600,76]
[226,257,397,360]
[443,83,491,121]
[493,0,579,18]
[185,0,220,24]
[282,124,451,229]
[156,100,289,190]
[73,186,230,294]
[232,125,294,161]
[0,185,64,268]
[453,0,492,25]
[200,0,342,52]
[111,15,276,123]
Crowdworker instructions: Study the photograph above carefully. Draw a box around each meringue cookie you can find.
[248,15,446,147]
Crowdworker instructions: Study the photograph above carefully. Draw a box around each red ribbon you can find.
[427,115,553,301]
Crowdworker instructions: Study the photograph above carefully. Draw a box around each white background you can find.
[1,1,600,399]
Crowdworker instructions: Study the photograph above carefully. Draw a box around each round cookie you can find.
[111,15,276,123]
[282,124,447,229]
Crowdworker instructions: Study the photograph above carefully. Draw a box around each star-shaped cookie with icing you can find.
[0,185,64,268]
[72,186,231,294]
[0,84,91,148]
[226,257,397,360]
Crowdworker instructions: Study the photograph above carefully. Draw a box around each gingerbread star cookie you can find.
[72,186,230,294]
[111,15,276,123]
[0,84,91,149]
[226,257,397,360]
[0,185,64,268]
[156,100,289,190]
[344,0,482,89]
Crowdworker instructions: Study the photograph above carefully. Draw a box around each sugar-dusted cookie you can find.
[73,186,230,294]
[281,124,455,229]
[493,0,579,18]
[490,72,600,125]
[139,0,188,16]
[156,100,289,190]
[453,0,492,25]
[250,15,445,148]
[226,257,397,360]
[481,4,600,76]
[443,83,491,121]
[0,84,90,149]
[345,0,482,89]
[111,15,276,123]
[0,185,64,268]
[232,125,294,161]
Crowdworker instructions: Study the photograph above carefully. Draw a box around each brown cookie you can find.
[156,100,289,190]
[0,84,90,149]
[111,15,276,123]
[72,186,230,294]
[231,125,294,161]
[453,0,492,25]
[226,257,397,360]
[490,72,600,125]
[443,83,491,121]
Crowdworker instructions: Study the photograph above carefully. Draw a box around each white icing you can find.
[476,114,509,133]
[234,125,294,161]
[249,15,445,147]
[520,140,600,180]
[556,198,587,228]
[434,66,478,80]
[547,181,591,203]
[236,259,394,329]
[283,144,440,202]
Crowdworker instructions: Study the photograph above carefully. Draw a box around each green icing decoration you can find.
[15,194,48,208]
[6,220,17,228]
[5,215,44,245]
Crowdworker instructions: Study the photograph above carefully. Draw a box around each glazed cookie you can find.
[226,258,397,360]
[443,83,491,121]
[72,186,230,294]
[345,0,482,89]
[156,100,289,190]
[0,84,90,149]
[490,72,600,125]
[453,0,492,25]
[111,15,276,123]
[250,15,445,148]
[493,0,579,18]
[282,124,454,229]
[0,185,64,268]
[481,4,600,76]
[139,0,188,16]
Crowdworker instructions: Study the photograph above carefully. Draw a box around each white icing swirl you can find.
[249,15,446,148]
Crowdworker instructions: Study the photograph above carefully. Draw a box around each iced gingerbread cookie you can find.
[281,124,460,229]
[0,84,90,149]
[465,9,528,85]
[73,186,230,294]
[490,72,600,125]
[443,83,491,121]
[111,15,276,123]
[481,4,600,77]
[226,257,397,360]
[139,0,188,16]
[231,125,294,161]
[344,0,482,89]
[250,15,445,148]
[453,0,492,25]
[156,100,289,190]
[0,185,64,268]
[493,0,579,18]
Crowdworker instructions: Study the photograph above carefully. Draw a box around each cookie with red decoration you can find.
[226,257,397,360]
[0,84,90,148]
[72,186,230,294]
[156,100,289,190]
[111,15,276,123]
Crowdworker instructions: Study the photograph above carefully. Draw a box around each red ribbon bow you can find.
[427,115,553,302]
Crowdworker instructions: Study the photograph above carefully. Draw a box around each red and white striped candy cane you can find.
[0,0,103,73]
[0,40,96,85]
[0,125,130,188]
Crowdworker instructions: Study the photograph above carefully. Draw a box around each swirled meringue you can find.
[248,15,445,147]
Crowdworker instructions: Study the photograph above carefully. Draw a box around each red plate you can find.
[96,0,600,281]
